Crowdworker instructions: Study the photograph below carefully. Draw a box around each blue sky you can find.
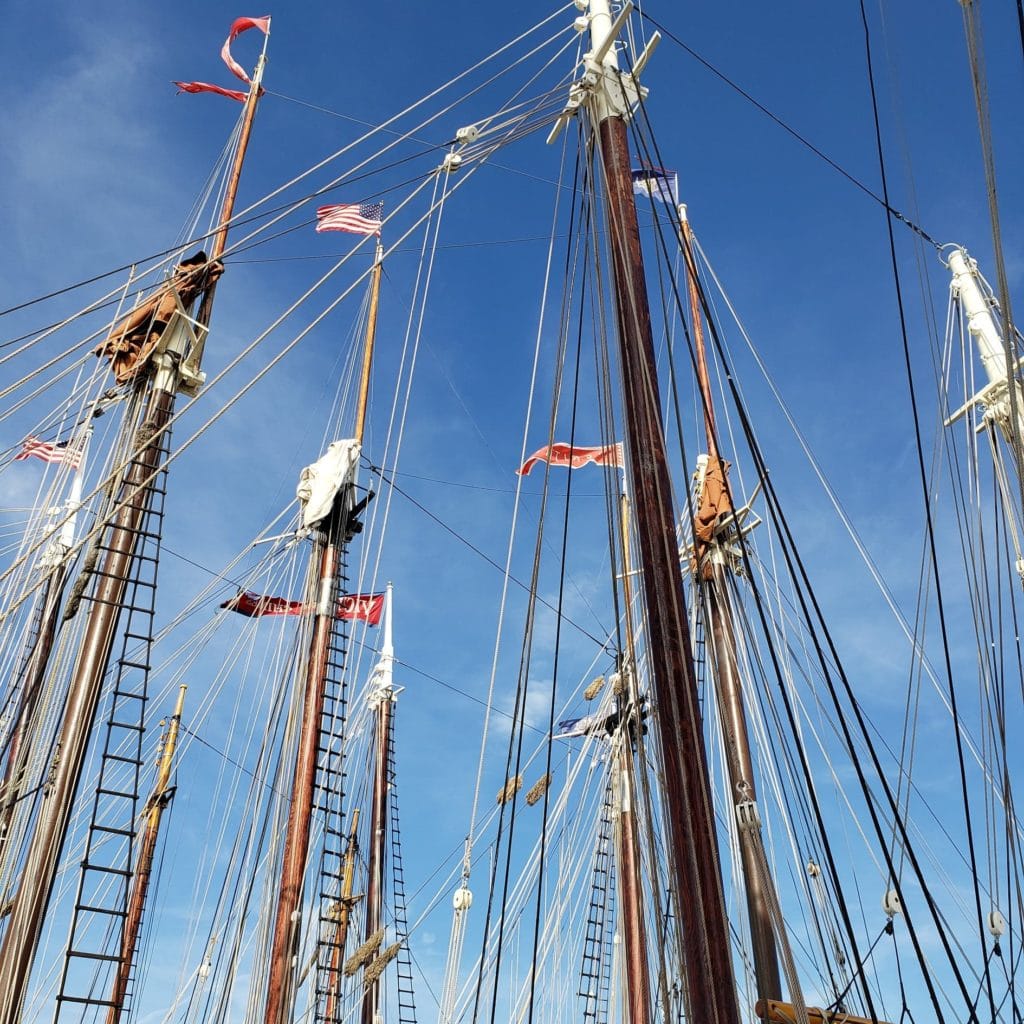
[1,0,1022,1020]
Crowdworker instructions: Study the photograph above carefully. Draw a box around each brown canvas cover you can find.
[693,455,732,578]
[97,252,223,384]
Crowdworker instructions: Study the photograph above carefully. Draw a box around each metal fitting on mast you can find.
[546,0,660,144]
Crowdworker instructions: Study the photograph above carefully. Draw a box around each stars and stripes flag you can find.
[631,167,678,206]
[517,442,624,476]
[315,202,384,237]
[13,437,82,469]
[221,590,385,625]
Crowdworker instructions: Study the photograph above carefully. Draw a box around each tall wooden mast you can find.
[614,489,652,1024]
[0,38,267,1021]
[579,3,740,1021]
[360,583,395,1024]
[325,808,361,1022]
[262,243,384,1024]
[680,207,782,1004]
[105,685,188,1024]
[0,442,87,864]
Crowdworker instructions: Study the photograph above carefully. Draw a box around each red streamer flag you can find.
[516,442,624,476]
[173,81,248,103]
[220,592,304,617]
[222,16,271,83]
[175,14,270,102]
[221,590,385,625]
[337,593,386,625]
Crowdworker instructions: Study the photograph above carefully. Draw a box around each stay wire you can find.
[625,50,942,1019]
[366,464,605,649]
[0,5,577,322]
[859,0,994,1015]
[524,196,588,1024]
[479,176,581,1024]
[637,10,941,251]
[960,0,1024,579]
[467,140,584,1024]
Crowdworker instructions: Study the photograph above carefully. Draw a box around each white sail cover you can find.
[296,439,361,528]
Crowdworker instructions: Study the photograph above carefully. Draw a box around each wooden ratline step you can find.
[755,1000,894,1024]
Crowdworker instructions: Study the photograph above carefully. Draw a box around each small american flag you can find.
[315,201,384,237]
[13,436,82,469]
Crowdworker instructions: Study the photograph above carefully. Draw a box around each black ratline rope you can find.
[524,212,588,1024]
[638,10,940,251]
[858,0,995,1017]
[366,463,606,648]
[621,67,881,1012]
[625,36,975,1018]
[0,144,442,324]
[467,142,585,1024]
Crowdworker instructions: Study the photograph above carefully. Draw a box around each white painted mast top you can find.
[369,581,396,705]
[948,246,1011,385]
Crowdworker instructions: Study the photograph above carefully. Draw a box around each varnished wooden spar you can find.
[615,494,652,1024]
[263,525,347,1024]
[325,809,361,1022]
[105,685,187,1024]
[0,565,67,861]
[0,387,176,1022]
[755,999,893,1024]
[681,209,782,1005]
[585,2,740,1021]
[0,35,267,1022]
[263,250,385,1024]
[615,742,652,1024]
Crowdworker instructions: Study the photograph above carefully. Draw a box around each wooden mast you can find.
[0,38,267,1022]
[583,3,740,1021]
[105,685,187,1024]
[680,207,782,1004]
[262,243,384,1024]
[360,583,395,1024]
[0,568,66,863]
[615,489,652,1024]
[0,442,88,868]
[325,808,361,1023]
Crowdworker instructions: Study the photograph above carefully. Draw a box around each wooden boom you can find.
[755,999,893,1024]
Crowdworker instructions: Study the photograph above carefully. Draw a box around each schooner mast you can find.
[360,582,399,1024]
[0,22,269,1021]
[679,205,784,1006]
[262,240,385,1024]
[0,444,87,862]
[562,2,741,1021]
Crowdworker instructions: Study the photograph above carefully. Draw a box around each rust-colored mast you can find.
[615,742,652,1024]
[680,207,782,1004]
[0,439,90,871]
[325,808,361,1023]
[263,244,384,1024]
[582,4,740,1021]
[615,489,652,1024]
[263,525,347,1024]
[105,685,187,1024]
[0,38,266,1022]
[0,567,66,863]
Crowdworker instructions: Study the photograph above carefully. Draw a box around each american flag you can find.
[315,201,384,237]
[13,436,82,469]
